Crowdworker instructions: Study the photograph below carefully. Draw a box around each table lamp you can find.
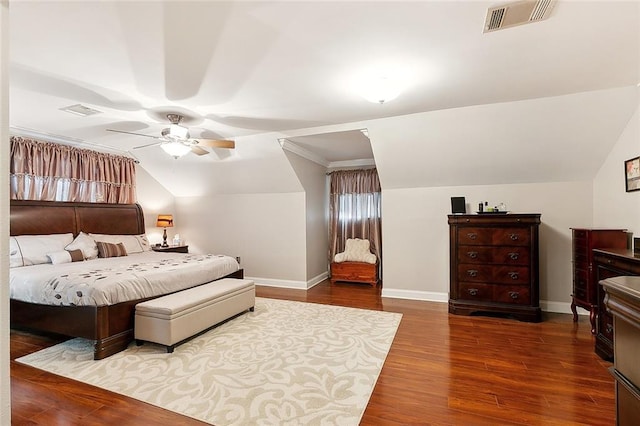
[156,214,174,247]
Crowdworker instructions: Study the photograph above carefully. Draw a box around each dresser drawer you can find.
[458,282,493,302]
[457,265,530,285]
[493,285,531,305]
[572,229,589,240]
[458,246,530,265]
[491,228,531,246]
[457,228,492,245]
[573,249,589,265]
[573,267,588,295]
[492,266,530,285]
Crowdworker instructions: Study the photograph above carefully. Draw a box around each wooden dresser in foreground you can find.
[601,276,640,425]
[570,228,628,334]
[448,214,541,322]
[593,248,640,360]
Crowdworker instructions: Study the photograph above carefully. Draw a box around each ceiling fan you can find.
[107,113,235,158]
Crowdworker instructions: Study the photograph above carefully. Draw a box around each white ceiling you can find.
[7,1,640,177]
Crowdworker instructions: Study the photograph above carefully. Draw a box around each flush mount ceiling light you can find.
[359,76,402,104]
[160,141,192,158]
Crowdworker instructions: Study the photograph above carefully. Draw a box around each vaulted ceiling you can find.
[8,1,639,194]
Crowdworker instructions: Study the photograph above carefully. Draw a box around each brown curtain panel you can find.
[10,136,137,203]
[328,168,382,276]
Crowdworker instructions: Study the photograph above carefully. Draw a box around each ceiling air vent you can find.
[484,0,556,33]
[60,104,103,117]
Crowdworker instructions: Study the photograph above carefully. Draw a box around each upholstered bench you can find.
[134,278,255,353]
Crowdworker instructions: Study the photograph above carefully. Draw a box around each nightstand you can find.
[152,245,189,254]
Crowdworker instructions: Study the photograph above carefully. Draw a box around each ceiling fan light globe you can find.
[169,123,189,139]
[160,141,191,158]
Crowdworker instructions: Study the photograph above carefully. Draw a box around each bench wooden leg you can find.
[166,345,175,353]
[135,339,144,346]
[250,306,255,312]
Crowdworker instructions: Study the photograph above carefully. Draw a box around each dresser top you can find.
[448,213,541,225]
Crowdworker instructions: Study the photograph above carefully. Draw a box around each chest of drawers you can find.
[448,214,541,322]
[593,249,640,360]
[570,229,627,334]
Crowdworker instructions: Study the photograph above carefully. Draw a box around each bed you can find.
[9,200,243,360]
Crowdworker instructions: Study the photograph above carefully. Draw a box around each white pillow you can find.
[66,232,99,260]
[89,233,150,254]
[11,233,74,267]
[9,237,24,268]
[334,238,377,264]
[47,250,72,265]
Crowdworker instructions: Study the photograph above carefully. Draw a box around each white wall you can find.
[175,193,308,286]
[135,165,177,245]
[381,181,593,313]
[1,0,10,421]
[284,150,329,284]
[594,97,640,235]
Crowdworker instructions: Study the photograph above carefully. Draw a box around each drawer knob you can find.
[467,233,477,240]
[508,271,519,280]
[468,288,479,296]
[509,233,519,241]
[606,324,613,334]
[467,270,478,277]
[509,291,519,299]
[467,251,478,259]
[508,252,519,260]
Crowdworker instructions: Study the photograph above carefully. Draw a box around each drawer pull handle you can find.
[508,271,519,280]
[467,233,477,240]
[508,252,519,260]
[509,291,519,299]
[509,233,519,241]
[467,270,478,277]
[467,251,478,259]
[468,288,479,296]
[606,324,613,334]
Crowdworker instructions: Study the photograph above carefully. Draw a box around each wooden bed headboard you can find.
[10,200,145,236]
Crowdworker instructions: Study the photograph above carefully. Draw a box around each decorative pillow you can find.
[47,249,84,265]
[96,241,128,258]
[89,233,149,254]
[334,238,377,264]
[11,233,74,267]
[65,232,99,260]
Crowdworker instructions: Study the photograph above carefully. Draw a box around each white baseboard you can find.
[381,288,449,303]
[248,272,328,290]
[541,300,585,315]
[249,278,581,315]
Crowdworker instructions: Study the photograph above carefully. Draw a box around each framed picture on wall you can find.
[625,156,640,192]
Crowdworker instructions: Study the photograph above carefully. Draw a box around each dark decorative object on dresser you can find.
[593,248,640,360]
[570,228,628,334]
[152,245,189,253]
[448,214,541,322]
[601,276,640,425]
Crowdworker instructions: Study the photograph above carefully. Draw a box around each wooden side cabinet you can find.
[570,228,627,334]
[152,245,189,254]
[448,214,541,322]
[602,276,640,425]
[593,249,640,360]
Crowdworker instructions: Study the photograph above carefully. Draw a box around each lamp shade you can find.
[160,141,192,158]
[156,214,174,228]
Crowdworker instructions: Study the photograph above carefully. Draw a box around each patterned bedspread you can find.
[10,252,240,307]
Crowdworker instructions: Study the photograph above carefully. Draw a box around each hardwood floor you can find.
[11,281,615,425]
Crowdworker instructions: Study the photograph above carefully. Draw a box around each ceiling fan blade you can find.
[133,141,162,150]
[196,138,235,149]
[190,146,209,156]
[107,129,161,140]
